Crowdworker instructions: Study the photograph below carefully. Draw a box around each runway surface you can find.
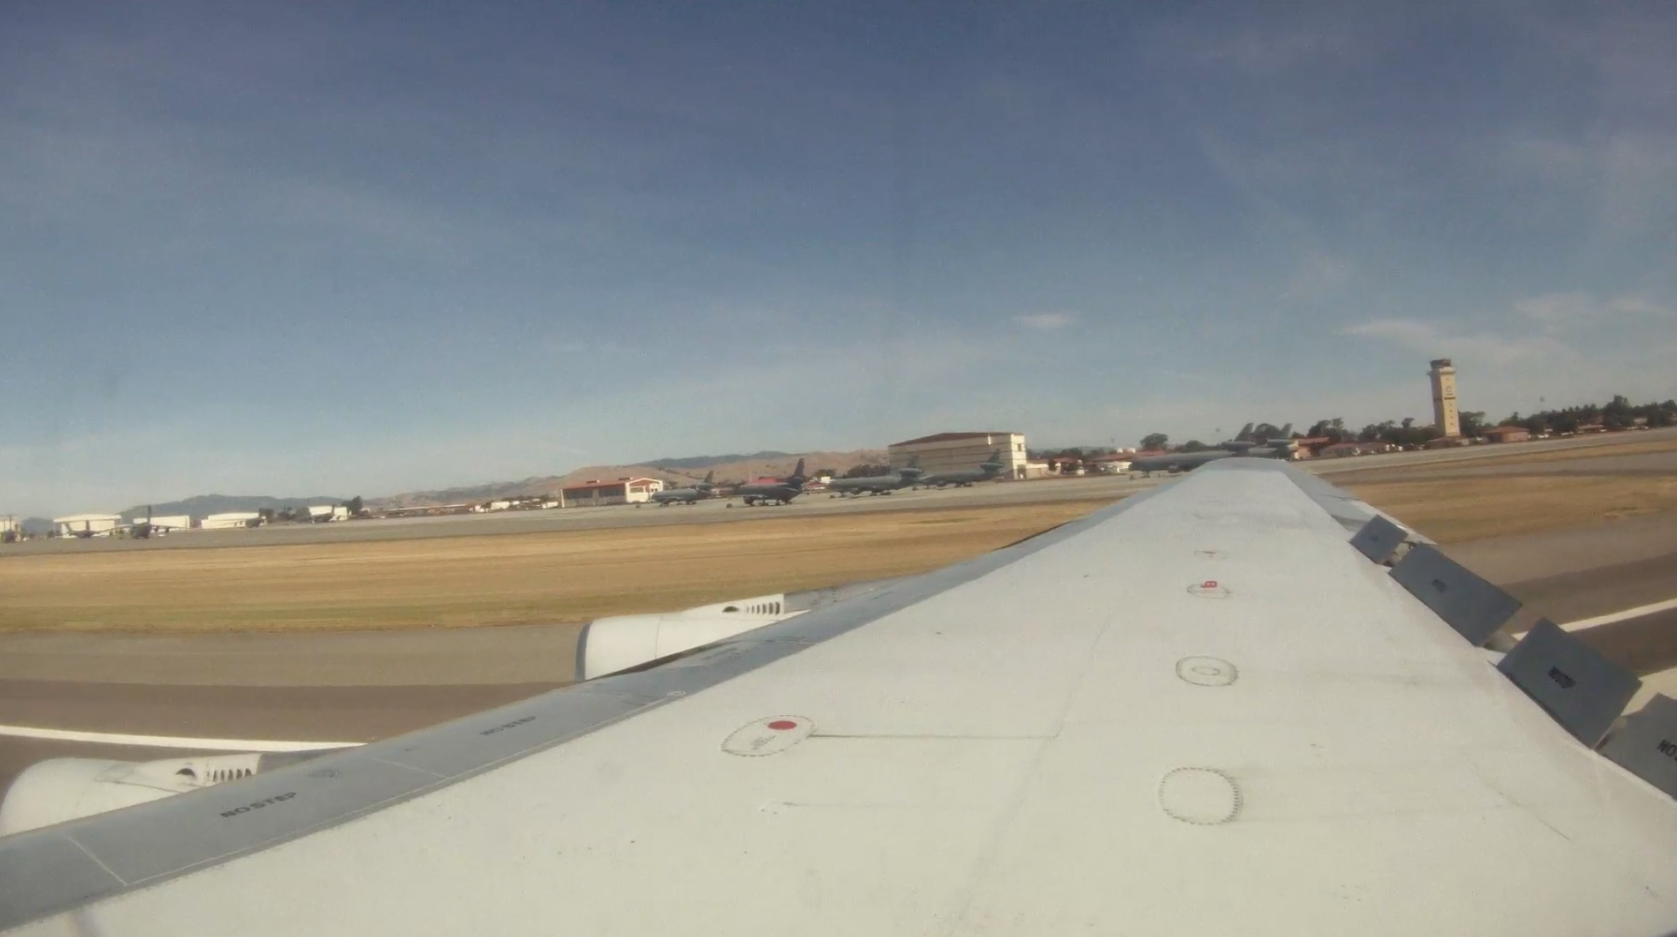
[3,426,1675,802]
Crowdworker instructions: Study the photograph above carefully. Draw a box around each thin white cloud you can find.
[1285,250,1353,301]
[1197,25,1358,74]
[1499,132,1677,243]
[1014,312,1075,331]
[1343,292,1674,366]
[1341,319,1567,367]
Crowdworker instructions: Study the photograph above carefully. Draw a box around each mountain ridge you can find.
[368,449,886,509]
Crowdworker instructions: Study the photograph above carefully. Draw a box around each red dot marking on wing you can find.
[1201,580,1218,589]
[767,720,798,731]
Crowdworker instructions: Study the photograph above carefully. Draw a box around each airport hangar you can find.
[561,477,666,507]
[888,431,1028,480]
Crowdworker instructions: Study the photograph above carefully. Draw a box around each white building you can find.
[887,432,1029,480]
[561,477,665,506]
[54,514,122,537]
[201,512,260,530]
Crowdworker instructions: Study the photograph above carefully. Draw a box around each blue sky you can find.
[3,2,1674,515]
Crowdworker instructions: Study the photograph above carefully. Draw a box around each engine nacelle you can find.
[0,751,278,836]
[576,594,798,681]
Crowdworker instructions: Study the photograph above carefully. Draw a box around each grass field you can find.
[6,443,1677,634]
[1345,476,1677,543]
[0,501,1109,633]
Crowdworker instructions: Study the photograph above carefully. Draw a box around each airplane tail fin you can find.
[1236,422,1255,441]
[789,458,807,485]
[1278,423,1293,439]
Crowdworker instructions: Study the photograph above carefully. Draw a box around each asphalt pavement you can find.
[4,428,1676,799]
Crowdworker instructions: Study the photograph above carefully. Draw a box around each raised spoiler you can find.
[1347,509,1677,790]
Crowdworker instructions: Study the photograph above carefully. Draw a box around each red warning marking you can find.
[767,719,798,731]
[1201,580,1218,589]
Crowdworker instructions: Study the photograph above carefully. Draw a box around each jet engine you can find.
[575,594,798,681]
[0,750,323,836]
[574,578,915,681]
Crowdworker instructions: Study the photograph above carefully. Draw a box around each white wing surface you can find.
[5,459,1676,935]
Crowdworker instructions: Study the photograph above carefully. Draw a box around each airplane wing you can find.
[5,459,1677,935]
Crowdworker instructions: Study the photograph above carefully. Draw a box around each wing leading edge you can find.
[5,459,1676,936]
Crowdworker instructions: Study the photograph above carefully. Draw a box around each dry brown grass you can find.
[9,444,1677,635]
[1454,435,1677,466]
[1345,475,1677,544]
[0,502,1110,634]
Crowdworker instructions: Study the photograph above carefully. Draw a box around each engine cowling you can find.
[0,751,274,836]
[575,594,798,681]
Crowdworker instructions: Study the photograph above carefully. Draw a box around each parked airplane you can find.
[1130,424,1296,475]
[7,458,1676,934]
[918,450,1006,488]
[827,457,924,496]
[649,470,715,506]
[735,458,806,506]
[1219,422,1292,452]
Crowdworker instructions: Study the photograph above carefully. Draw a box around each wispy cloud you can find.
[1343,292,1673,365]
[1014,312,1075,331]
[1195,24,1359,74]
[1285,249,1353,301]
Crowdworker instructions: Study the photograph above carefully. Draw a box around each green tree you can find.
[343,496,365,516]
[1179,439,1209,452]
[1458,411,1487,437]
[1306,418,1346,444]
[1140,433,1169,451]
[843,463,892,478]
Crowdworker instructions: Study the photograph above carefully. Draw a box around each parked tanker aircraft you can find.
[649,470,715,505]
[734,458,805,506]
[5,458,1677,935]
[918,450,1006,488]
[827,457,923,496]
[1130,424,1295,474]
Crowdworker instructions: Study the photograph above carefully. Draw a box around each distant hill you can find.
[368,449,888,509]
[120,494,348,519]
[642,451,792,470]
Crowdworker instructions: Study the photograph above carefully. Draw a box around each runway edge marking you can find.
[1562,596,1677,632]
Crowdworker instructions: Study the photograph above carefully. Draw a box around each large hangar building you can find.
[562,477,665,507]
[53,514,121,537]
[888,432,1028,480]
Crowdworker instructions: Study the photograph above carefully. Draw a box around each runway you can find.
[5,515,1677,797]
[3,427,1675,803]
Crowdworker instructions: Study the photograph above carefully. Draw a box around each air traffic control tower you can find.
[1429,358,1461,437]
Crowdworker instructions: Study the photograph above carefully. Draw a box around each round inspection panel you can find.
[1187,579,1230,599]
[1157,767,1242,825]
[722,716,814,757]
[1175,656,1238,687]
